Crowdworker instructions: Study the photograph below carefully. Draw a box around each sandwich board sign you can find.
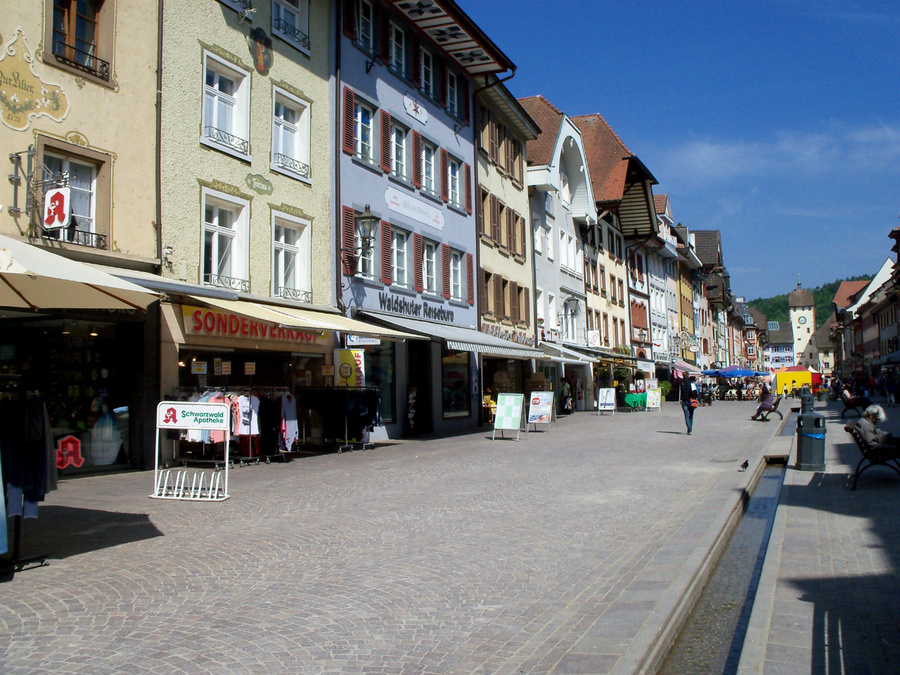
[526,391,554,431]
[597,388,616,415]
[492,393,524,441]
[646,388,662,411]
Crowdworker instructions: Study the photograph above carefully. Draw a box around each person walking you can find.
[679,376,699,435]
[560,378,572,415]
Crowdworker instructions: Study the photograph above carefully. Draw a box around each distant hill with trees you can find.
[747,275,872,329]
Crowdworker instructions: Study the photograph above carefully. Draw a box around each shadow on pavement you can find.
[2,505,163,579]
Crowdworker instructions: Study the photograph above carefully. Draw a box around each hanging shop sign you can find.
[335,349,365,387]
[0,29,70,131]
[182,305,329,345]
[42,186,70,230]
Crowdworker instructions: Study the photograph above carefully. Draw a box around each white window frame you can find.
[42,153,97,245]
[391,120,408,181]
[424,240,437,294]
[354,97,375,163]
[272,211,311,301]
[422,141,436,195]
[450,250,463,301]
[202,51,251,160]
[272,87,311,181]
[448,155,461,208]
[355,217,375,280]
[201,187,249,291]
[272,0,310,53]
[420,49,436,100]
[357,0,374,52]
[389,21,407,78]
[392,229,409,287]
[446,69,459,118]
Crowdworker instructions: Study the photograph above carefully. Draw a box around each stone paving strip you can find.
[3,400,780,674]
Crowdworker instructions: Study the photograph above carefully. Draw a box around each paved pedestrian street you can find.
[2,401,780,674]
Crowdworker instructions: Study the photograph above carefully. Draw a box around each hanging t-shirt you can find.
[236,394,260,435]
[281,393,299,450]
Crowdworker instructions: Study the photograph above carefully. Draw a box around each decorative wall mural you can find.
[0,28,70,131]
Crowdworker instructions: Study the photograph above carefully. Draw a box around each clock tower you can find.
[788,279,816,368]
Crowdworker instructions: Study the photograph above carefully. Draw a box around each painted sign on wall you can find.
[0,29,69,131]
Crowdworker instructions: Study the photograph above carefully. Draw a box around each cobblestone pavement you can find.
[2,400,778,674]
[738,400,900,674]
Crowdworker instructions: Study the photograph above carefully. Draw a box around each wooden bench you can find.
[759,396,784,421]
[844,422,900,489]
[841,391,870,418]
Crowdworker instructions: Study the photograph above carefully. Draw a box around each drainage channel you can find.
[658,460,786,674]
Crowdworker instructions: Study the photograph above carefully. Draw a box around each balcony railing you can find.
[42,229,107,250]
[204,273,250,292]
[204,126,250,155]
[274,153,310,178]
[276,286,311,303]
[52,40,110,81]
[273,18,310,49]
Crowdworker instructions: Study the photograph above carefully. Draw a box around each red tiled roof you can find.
[570,113,634,204]
[654,193,668,217]
[517,96,564,166]
[833,280,870,309]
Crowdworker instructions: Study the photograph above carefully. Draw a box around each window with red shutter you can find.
[461,78,469,125]
[342,87,355,155]
[494,274,504,318]
[479,270,489,315]
[508,208,517,252]
[380,6,390,64]
[411,35,420,88]
[490,195,501,242]
[489,114,499,163]
[341,206,356,275]
[510,281,519,323]
[380,110,391,173]
[440,148,449,202]
[466,252,474,305]
[464,163,472,214]
[412,131,422,188]
[342,0,356,39]
[413,233,424,292]
[381,220,392,284]
[441,244,450,299]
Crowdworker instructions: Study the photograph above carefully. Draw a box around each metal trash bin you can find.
[796,410,826,471]
[800,389,815,414]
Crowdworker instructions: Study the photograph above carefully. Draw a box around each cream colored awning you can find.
[186,296,419,341]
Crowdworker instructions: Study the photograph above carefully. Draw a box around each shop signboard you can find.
[244,362,256,376]
[156,402,230,430]
[191,360,207,375]
[346,334,380,346]
[646,388,662,411]
[526,391,554,429]
[335,349,365,387]
[597,388,616,415]
[492,393,524,441]
[181,305,328,345]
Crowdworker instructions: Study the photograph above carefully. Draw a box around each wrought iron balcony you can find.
[204,273,250,292]
[273,18,310,49]
[276,286,312,303]
[41,229,107,250]
[274,153,310,178]
[204,126,250,155]
[52,40,110,81]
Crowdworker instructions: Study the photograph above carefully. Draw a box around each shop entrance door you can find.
[407,339,433,435]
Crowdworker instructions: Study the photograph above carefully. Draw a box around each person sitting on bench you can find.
[857,405,900,451]
[750,384,775,420]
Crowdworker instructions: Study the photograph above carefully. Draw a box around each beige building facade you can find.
[0,2,162,473]
[157,0,337,402]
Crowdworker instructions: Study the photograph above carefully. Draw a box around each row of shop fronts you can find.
[0,247,709,482]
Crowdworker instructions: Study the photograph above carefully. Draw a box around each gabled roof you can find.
[388,0,515,75]
[654,193,669,220]
[569,113,657,238]
[814,312,836,349]
[692,230,722,268]
[788,287,814,308]
[749,307,768,330]
[767,321,794,345]
[517,96,564,167]
[833,280,870,310]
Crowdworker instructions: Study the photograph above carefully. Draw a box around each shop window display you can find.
[364,343,395,424]
[441,347,470,418]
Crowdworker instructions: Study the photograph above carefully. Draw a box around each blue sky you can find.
[462,0,900,300]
